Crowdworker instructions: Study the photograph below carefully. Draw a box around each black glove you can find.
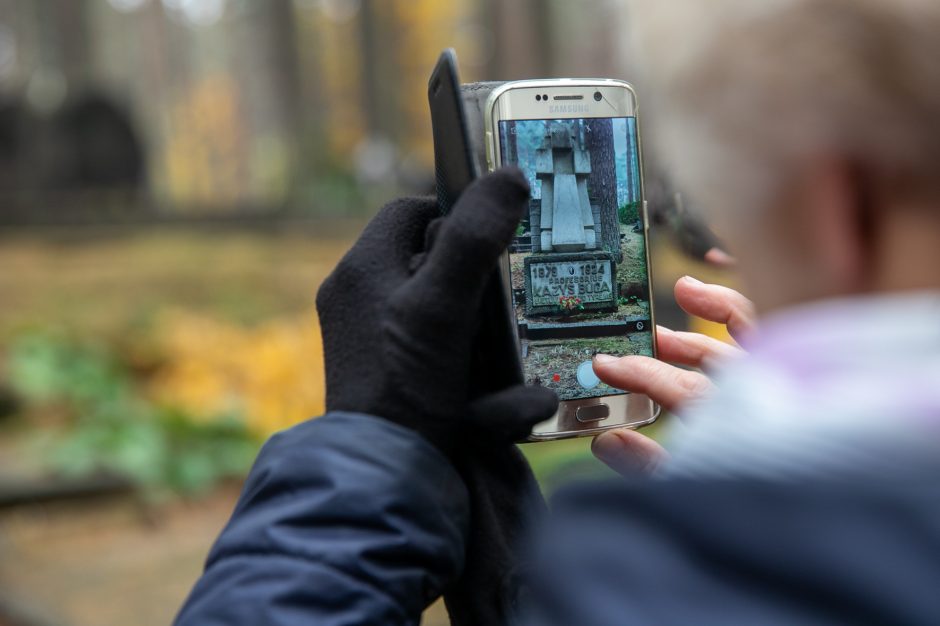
[444,443,545,626]
[316,168,558,625]
[316,168,556,452]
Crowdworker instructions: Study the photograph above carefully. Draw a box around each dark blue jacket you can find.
[176,413,940,625]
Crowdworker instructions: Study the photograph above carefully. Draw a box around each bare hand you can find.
[589,276,756,475]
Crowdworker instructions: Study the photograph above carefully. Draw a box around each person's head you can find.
[630,0,940,313]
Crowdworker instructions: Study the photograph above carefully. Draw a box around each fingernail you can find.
[592,431,653,474]
[683,275,703,285]
[655,325,673,335]
[591,431,624,464]
[593,353,618,364]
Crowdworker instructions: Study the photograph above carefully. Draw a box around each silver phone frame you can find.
[484,79,661,441]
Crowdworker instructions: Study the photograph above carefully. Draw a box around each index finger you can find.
[674,276,757,343]
[592,354,714,413]
[656,325,744,370]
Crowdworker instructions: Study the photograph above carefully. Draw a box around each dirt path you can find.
[0,486,450,626]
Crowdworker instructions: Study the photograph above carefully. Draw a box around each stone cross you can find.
[534,125,596,253]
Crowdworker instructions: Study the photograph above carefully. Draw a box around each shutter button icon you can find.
[576,360,601,389]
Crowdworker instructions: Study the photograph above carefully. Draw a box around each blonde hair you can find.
[627,0,940,215]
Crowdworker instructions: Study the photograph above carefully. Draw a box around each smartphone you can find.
[428,50,525,401]
[485,80,660,439]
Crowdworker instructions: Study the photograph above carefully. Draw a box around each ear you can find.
[805,158,875,295]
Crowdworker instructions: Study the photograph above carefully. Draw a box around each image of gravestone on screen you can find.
[499,117,653,401]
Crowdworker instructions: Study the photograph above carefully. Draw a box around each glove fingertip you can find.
[523,385,561,420]
[485,166,531,200]
[465,385,559,444]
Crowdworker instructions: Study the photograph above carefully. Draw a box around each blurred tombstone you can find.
[0,96,33,195]
[46,93,145,193]
[0,90,146,215]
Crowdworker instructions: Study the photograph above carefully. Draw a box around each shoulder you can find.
[524,475,940,626]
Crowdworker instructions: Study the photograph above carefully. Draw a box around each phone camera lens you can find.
[593,91,603,102]
[536,94,542,101]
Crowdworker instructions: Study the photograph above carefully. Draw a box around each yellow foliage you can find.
[161,75,290,208]
[147,310,326,436]
[688,316,736,344]
[300,8,365,160]
[297,0,478,167]
[162,75,247,207]
[392,0,479,167]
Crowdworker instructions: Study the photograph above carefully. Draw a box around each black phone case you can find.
[428,51,524,399]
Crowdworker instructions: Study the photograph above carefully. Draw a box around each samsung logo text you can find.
[549,104,590,114]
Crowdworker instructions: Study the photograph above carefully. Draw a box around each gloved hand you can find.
[316,168,558,625]
[316,168,557,453]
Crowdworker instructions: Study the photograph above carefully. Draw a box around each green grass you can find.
[521,412,675,494]
[522,437,612,491]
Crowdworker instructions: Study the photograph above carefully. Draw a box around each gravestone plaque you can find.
[523,251,618,316]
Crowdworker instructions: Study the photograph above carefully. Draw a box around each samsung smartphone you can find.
[485,80,660,439]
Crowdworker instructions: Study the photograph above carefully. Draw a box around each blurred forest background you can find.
[0,2,726,625]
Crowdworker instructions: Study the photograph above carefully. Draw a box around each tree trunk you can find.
[483,0,554,80]
[587,118,620,260]
[625,120,640,204]
[507,122,519,165]
[358,0,398,141]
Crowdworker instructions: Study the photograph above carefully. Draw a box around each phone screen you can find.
[498,117,653,401]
